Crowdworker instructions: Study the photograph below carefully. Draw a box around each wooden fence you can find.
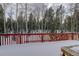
[0,33,79,46]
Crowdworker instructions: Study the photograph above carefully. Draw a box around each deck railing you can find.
[0,33,79,46]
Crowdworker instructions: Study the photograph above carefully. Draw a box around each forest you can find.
[0,3,79,34]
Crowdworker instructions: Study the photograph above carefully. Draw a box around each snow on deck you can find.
[71,46,79,53]
[0,40,79,56]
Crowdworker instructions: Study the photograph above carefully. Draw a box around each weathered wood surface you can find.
[61,45,79,56]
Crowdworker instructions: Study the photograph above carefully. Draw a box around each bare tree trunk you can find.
[25,3,28,33]
[3,4,6,34]
[10,6,13,34]
[16,4,18,33]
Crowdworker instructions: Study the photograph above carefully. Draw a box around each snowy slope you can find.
[0,40,79,56]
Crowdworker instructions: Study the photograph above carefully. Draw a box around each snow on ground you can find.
[0,40,79,56]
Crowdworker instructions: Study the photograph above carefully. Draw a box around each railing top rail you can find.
[0,33,49,36]
[0,32,78,36]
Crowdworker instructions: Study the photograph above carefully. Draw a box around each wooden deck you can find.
[61,45,79,56]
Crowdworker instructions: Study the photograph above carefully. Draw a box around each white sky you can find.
[4,3,71,21]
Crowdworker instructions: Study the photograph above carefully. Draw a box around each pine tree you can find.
[17,11,24,33]
[28,13,34,33]
[6,17,12,33]
[0,4,4,33]
[44,7,54,32]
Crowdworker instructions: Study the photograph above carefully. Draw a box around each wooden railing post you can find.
[0,36,1,46]
[41,35,44,42]
[72,33,73,40]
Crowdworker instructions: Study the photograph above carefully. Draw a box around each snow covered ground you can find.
[0,40,79,56]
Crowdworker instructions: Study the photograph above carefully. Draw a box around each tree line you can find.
[0,3,79,34]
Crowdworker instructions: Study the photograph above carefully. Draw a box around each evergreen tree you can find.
[12,20,17,33]
[0,4,4,33]
[28,13,34,33]
[17,11,24,33]
[6,17,12,33]
[74,3,79,32]
[47,7,55,32]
